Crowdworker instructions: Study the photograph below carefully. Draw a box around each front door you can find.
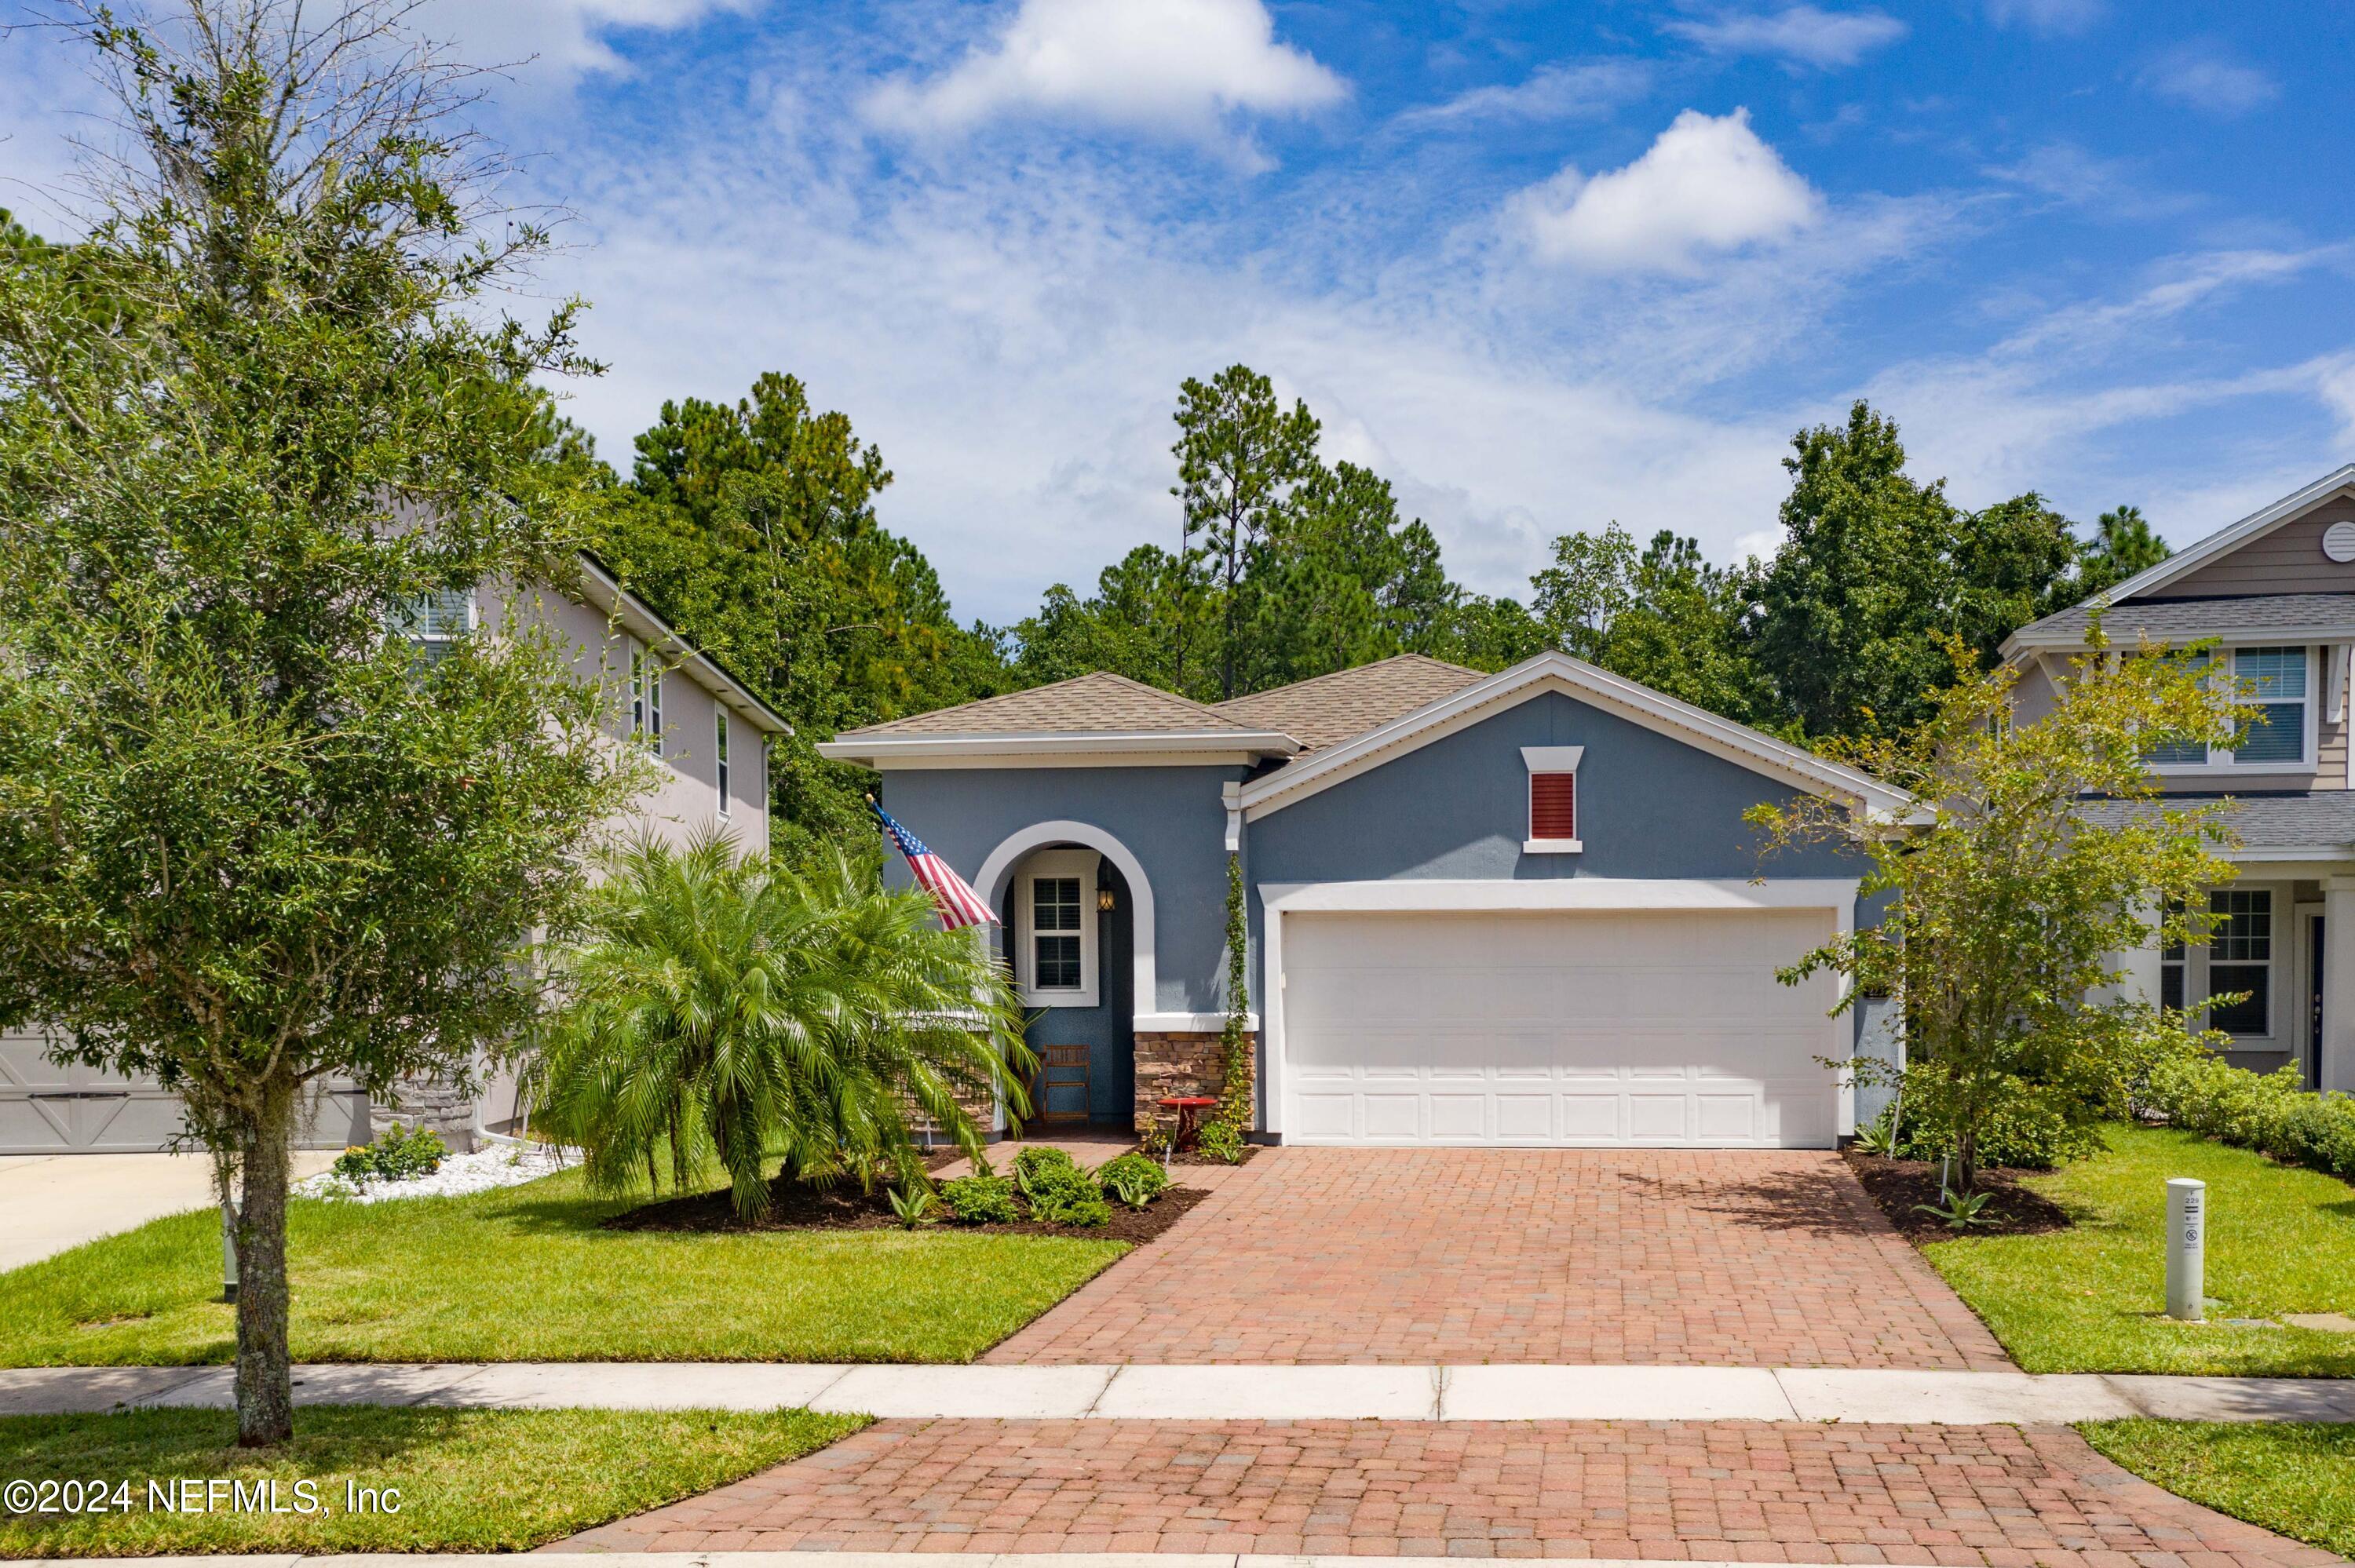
[2311,913,2326,1092]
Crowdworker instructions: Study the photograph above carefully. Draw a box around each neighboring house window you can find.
[2230,647,2308,764]
[2143,647,2312,769]
[2207,889,2272,1037]
[397,589,472,663]
[1017,848,1099,1007]
[715,710,731,818]
[2159,899,2185,1012]
[629,645,663,756]
[1520,746,1584,852]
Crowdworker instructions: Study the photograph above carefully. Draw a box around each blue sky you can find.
[5,0,2353,624]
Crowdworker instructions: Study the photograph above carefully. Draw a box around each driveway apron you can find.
[985,1146,2010,1369]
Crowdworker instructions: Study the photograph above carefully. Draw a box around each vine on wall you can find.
[1216,853,1254,1129]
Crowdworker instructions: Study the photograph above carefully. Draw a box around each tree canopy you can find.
[0,0,642,1444]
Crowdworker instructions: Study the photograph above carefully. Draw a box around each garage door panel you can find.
[1280,909,1840,1149]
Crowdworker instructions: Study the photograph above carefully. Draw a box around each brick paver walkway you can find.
[984,1147,2009,1369]
[560,1417,2335,1566]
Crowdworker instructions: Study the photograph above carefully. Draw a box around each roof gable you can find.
[2096,465,2355,605]
[1238,651,1911,822]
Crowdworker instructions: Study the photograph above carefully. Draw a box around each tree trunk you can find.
[232,1074,297,1447]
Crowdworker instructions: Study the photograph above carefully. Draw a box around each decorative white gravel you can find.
[294,1143,574,1204]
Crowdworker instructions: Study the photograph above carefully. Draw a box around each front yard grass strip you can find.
[0,1403,868,1558]
[1918,1125,2355,1377]
[0,1165,1127,1366]
[2079,1419,2355,1557]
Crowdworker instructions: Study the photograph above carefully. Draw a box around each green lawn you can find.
[0,1403,866,1557]
[2081,1420,2355,1556]
[0,1166,1126,1366]
[1922,1125,2355,1376]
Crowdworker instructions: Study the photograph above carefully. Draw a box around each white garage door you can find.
[1279,908,1842,1148]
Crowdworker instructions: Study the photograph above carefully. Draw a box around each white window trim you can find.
[1016,848,1101,1008]
[715,709,732,819]
[2149,647,2319,776]
[398,588,475,655]
[1521,746,1584,856]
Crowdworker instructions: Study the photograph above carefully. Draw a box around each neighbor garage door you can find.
[1278,908,1842,1147]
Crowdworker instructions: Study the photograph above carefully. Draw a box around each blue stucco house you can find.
[820,651,1910,1148]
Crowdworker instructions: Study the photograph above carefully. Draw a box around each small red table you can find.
[1158,1096,1218,1154]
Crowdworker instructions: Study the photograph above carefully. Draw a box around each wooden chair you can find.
[1036,1041,1090,1126]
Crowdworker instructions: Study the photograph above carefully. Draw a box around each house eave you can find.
[572,555,794,735]
[816,729,1304,768]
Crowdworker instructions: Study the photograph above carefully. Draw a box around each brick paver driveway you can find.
[562,1417,2335,1566]
[985,1146,2010,1369]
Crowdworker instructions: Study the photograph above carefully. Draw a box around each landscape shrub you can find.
[2143,1054,2355,1180]
[1194,1119,1245,1165]
[940,1175,1019,1224]
[331,1123,447,1185]
[1880,1060,2104,1171]
[1095,1152,1169,1208]
[1012,1153,1109,1226]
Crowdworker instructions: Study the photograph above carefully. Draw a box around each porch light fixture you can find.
[1097,888,1116,913]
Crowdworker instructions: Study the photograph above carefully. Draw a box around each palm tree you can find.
[530,830,1031,1219]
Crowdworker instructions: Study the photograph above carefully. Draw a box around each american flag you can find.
[872,801,998,930]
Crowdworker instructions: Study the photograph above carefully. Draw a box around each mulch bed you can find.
[604,1177,1210,1243]
[1842,1145,2076,1242]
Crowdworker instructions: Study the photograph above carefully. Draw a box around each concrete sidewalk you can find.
[0,1556,2097,1568]
[0,1544,2120,1554]
[8,1360,2354,1424]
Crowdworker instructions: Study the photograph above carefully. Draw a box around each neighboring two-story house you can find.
[2002,465,2355,1094]
[0,559,789,1155]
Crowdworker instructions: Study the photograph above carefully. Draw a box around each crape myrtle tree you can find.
[0,2,644,1444]
[1747,629,2242,1191]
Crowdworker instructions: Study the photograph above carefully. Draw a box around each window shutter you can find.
[1529,772,1577,840]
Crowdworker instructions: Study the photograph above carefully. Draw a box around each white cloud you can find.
[1513,108,1822,273]
[1663,6,1907,69]
[2139,47,2280,119]
[863,0,1345,149]
[1984,0,2105,35]
[1393,60,1652,129]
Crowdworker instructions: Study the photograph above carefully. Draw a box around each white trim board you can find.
[1256,877,1862,1144]
[974,820,1167,1028]
[1238,651,1912,824]
[818,729,1298,768]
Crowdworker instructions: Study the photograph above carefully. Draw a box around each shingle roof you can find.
[2075,790,2355,849]
[1208,655,1489,752]
[2010,593,2355,648]
[831,671,1261,739]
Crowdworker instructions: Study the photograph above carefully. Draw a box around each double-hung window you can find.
[715,710,732,818]
[2142,647,2313,769]
[2205,889,2272,1037]
[629,644,663,756]
[2159,899,2186,1012]
[1017,849,1099,1007]
[397,589,473,664]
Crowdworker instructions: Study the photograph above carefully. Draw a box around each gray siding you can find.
[878,764,1243,1015]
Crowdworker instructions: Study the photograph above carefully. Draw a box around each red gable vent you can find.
[1529,772,1577,841]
